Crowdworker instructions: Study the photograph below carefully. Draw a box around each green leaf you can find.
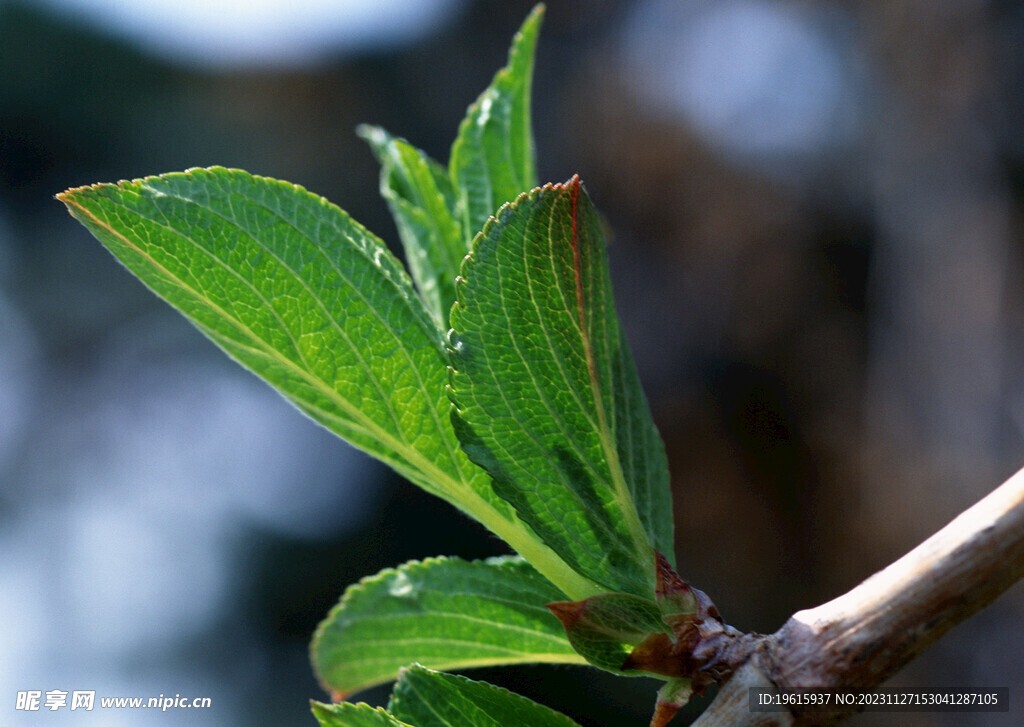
[312,556,585,698]
[311,666,582,727]
[57,168,601,601]
[312,702,413,727]
[547,592,667,672]
[450,4,542,247]
[388,665,581,727]
[59,168,446,493]
[360,125,466,323]
[448,177,673,599]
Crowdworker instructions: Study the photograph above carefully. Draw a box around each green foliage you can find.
[359,125,464,324]
[311,557,584,698]
[449,179,673,598]
[59,167,457,500]
[388,665,580,727]
[313,702,413,727]
[58,14,598,605]
[357,1,541,323]
[312,666,580,727]
[59,4,699,726]
[450,4,541,248]
[546,591,668,673]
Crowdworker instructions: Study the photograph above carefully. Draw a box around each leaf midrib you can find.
[558,182,652,569]
[513,185,651,573]
[496,221,632,559]
[333,638,579,660]
[333,611,572,647]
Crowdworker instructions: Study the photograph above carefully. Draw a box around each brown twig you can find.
[690,466,1024,726]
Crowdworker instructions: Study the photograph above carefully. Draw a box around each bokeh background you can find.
[3,0,1023,725]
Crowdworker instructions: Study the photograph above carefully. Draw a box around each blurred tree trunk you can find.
[855,2,1022,723]
[860,0,1017,547]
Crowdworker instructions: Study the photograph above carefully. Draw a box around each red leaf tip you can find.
[546,600,586,629]
[654,550,698,617]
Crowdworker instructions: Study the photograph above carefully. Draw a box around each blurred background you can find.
[2,0,1023,724]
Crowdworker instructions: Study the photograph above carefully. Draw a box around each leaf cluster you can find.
[58,6,717,726]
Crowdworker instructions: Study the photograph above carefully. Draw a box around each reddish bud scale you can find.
[655,550,697,616]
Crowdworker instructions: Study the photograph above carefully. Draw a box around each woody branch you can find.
[691,465,1024,726]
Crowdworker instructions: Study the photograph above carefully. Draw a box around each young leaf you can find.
[312,702,413,727]
[388,665,581,727]
[312,556,585,699]
[448,177,674,598]
[57,168,600,601]
[360,125,466,322]
[546,592,667,673]
[450,4,542,246]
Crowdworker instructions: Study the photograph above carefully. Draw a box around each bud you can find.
[650,678,694,727]
[547,592,666,672]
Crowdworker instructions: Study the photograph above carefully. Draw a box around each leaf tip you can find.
[355,123,381,141]
[547,174,581,194]
[546,599,586,629]
[55,183,100,208]
[510,3,545,48]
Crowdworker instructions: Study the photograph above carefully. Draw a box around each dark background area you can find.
[2,0,1023,725]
